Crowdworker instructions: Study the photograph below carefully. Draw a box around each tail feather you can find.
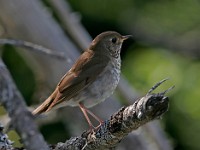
[32,90,57,115]
[32,96,53,115]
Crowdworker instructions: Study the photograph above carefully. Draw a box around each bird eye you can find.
[111,37,117,43]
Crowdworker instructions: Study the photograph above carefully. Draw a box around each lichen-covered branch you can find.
[54,79,173,150]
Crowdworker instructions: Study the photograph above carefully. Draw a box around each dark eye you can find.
[111,37,117,43]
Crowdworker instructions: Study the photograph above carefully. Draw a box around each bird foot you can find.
[87,120,104,132]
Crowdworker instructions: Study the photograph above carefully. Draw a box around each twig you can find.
[0,38,65,59]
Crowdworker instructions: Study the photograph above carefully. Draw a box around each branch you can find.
[0,59,49,150]
[48,0,92,50]
[0,77,173,150]
[0,38,65,59]
[54,79,174,150]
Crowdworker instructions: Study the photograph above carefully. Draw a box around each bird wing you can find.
[47,50,110,109]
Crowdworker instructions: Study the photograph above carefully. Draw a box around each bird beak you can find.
[121,35,132,41]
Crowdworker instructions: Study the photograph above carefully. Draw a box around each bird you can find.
[32,31,131,128]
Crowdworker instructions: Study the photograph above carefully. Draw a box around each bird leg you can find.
[78,103,103,129]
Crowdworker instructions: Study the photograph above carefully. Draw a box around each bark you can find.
[0,59,49,150]
[55,86,170,150]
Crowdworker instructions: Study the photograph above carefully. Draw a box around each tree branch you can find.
[0,58,49,150]
[0,38,65,59]
[0,73,173,149]
[54,79,173,150]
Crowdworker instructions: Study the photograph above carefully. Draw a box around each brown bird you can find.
[32,31,131,128]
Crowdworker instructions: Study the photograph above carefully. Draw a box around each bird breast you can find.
[67,57,121,108]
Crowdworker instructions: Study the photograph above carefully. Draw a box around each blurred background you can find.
[0,0,200,150]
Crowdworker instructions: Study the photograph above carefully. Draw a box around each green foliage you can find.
[122,46,182,91]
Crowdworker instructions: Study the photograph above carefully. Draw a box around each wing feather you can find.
[47,50,110,108]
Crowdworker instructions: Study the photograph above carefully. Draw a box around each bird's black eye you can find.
[111,37,117,43]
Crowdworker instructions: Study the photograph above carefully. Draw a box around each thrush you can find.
[32,31,131,128]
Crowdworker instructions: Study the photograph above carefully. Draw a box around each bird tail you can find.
[32,90,57,115]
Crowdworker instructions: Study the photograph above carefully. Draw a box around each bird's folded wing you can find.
[49,51,110,107]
